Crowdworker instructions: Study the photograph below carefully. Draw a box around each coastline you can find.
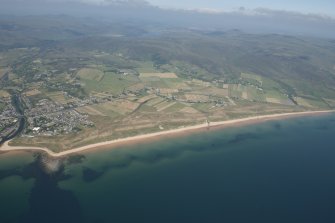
[1,110,334,157]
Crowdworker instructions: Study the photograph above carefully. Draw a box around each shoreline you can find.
[1,110,334,157]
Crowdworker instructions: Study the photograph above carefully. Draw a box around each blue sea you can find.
[1,114,335,223]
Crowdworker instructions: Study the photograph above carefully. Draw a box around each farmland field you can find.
[23,89,41,97]
[0,90,10,98]
[139,72,178,79]
[80,72,138,94]
[136,61,158,73]
[77,68,105,81]
[241,72,263,86]
[47,91,74,104]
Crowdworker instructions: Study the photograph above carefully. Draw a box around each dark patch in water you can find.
[80,149,191,182]
[141,152,171,164]
[295,119,306,125]
[0,155,39,181]
[313,118,335,131]
[228,133,259,144]
[315,124,331,131]
[82,167,104,182]
[0,154,83,223]
[113,150,182,168]
[19,155,83,223]
[66,154,86,165]
[79,139,228,182]
[0,167,22,180]
[273,122,282,130]
[78,136,234,180]
[76,130,272,183]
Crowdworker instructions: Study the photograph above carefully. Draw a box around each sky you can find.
[147,0,335,15]
[1,0,334,38]
[61,0,335,16]
[3,0,333,16]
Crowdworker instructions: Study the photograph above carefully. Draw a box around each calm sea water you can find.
[1,114,335,223]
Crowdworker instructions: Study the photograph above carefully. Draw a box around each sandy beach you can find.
[1,110,334,157]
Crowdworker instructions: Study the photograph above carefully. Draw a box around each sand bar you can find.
[1,110,334,157]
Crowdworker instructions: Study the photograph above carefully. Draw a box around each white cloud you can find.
[176,6,335,21]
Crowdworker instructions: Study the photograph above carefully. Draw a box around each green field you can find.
[241,73,263,86]
[80,72,138,94]
[136,61,159,73]
[77,68,104,81]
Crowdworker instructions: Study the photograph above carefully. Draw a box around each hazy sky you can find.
[2,0,335,18]
[147,0,335,15]
[1,0,335,38]
[69,0,335,16]
[4,0,332,16]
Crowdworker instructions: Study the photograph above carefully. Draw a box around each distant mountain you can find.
[0,0,335,38]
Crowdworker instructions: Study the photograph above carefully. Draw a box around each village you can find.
[0,98,19,142]
[0,68,232,140]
